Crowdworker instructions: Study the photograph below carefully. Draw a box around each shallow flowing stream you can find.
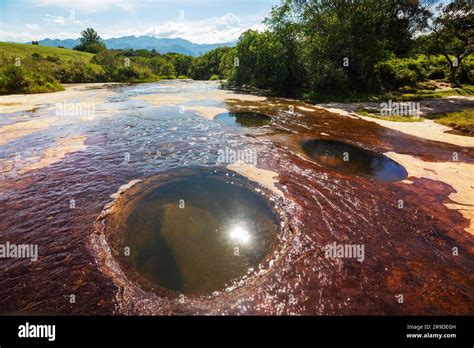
[0,80,473,315]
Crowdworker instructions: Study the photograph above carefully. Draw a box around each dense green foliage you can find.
[426,1,474,83]
[223,0,473,99]
[190,47,233,80]
[0,64,64,94]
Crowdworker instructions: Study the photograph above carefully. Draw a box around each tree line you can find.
[1,0,472,97]
[222,0,473,100]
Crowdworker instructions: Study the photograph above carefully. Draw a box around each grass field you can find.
[356,108,423,122]
[0,42,93,63]
[0,42,95,94]
[425,109,474,135]
[356,107,473,135]
[308,84,474,104]
[406,85,474,99]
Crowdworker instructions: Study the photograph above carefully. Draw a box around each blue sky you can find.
[0,0,281,43]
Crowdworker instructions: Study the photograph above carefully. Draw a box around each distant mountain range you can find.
[34,36,235,56]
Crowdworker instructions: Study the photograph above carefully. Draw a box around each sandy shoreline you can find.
[0,83,119,114]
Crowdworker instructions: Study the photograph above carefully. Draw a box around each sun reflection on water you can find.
[229,224,251,244]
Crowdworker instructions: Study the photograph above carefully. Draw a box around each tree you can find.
[228,0,431,97]
[231,30,297,94]
[166,53,194,77]
[219,47,237,81]
[191,47,232,80]
[74,28,106,53]
[150,57,176,77]
[430,0,473,83]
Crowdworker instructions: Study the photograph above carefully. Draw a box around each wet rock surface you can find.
[0,81,473,315]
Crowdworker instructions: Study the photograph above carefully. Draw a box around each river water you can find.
[0,80,472,315]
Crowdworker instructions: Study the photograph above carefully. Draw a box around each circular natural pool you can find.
[302,139,408,182]
[105,169,280,295]
[214,112,272,127]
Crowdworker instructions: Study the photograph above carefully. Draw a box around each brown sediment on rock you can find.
[0,83,117,114]
[227,161,284,197]
[393,177,474,248]
[385,151,474,234]
[1,81,472,315]
[0,117,58,145]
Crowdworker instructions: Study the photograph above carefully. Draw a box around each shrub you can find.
[428,67,446,79]
[398,85,417,93]
[376,58,424,90]
[0,66,30,93]
[209,74,220,81]
[52,61,104,83]
[458,63,473,84]
[31,53,43,60]
[83,43,107,54]
[46,55,60,63]
[0,65,63,95]
[417,81,437,90]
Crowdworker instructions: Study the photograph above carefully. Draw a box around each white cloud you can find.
[43,14,85,25]
[31,0,134,12]
[1,13,267,44]
[134,13,265,44]
[215,13,241,31]
[0,30,80,42]
[25,24,41,31]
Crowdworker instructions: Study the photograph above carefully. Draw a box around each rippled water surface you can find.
[1,80,473,315]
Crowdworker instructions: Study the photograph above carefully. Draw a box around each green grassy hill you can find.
[0,42,93,63]
[0,42,98,95]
